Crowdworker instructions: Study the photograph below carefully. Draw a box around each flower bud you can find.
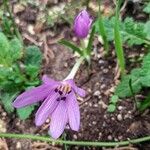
[73,10,92,38]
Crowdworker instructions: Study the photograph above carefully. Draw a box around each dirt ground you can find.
[0,0,150,150]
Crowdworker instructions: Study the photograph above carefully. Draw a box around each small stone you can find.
[2,112,7,117]
[98,60,105,64]
[111,117,115,121]
[94,104,98,107]
[73,134,77,139]
[92,121,97,125]
[103,69,109,73]
[27,25,35,35]
[16,142,21,149]
[100,84,106,89]
[117,114,123,121]
[108,135,113,140]
[118,106,123,111]
[94,90,101,96]
[0,119,6,133]
[118,135,123,140]
[89,102,92,107]
[64,62,68,67]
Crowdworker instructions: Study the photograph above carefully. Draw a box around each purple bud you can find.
[73,10,92,39]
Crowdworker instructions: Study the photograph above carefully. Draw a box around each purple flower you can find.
[73,10,92,38]
[13,75,86,139]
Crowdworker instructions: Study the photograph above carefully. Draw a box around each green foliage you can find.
[143,2,150,14]
[107,104,116,113]
[0,92,19,113]
[17,105,35,120]
[95,17,150,46]
[139,94,150,111]
[0,32,23,66]
[59,39,83,56]
[115,53,150,110]
[114,0,125,74]
[144,21,150,40]
[24,46,42,67]
[0,32,42,120]
[9,38,23,61]
[107,95,119,113]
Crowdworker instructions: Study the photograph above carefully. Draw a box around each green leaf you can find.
[17,105,35,120]
[0,92,19,113]
[139,94,150,111]
[143,2,150,14]
[144,21,150,40]
[110,95,119,104]
[25,65,39,79]
[24,46,42,68]
[0,32,10,65]
[9,38,23,61]
[107,104,116,113]
[86,25,95,55]
[95,17,150,46]
[115,75,142,98]
[59,39,83,56]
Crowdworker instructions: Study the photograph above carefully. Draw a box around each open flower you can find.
[13,75,86,139]
[74,9,92,38]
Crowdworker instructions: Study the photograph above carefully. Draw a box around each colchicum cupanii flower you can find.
[13,75,85,139]
[74,9,92,38]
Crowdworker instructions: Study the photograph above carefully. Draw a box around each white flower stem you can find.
[65,57,84,80]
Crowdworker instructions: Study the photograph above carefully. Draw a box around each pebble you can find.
[103,69,109,73]
[1,112,7,117]
[16,142,21,149]
[118,106,123,111]
[0,119,6,133]
[94,90,101,96]
[100,84,106,89]
[73,134,77,139]
[98,60,105,65]
[92,121,97,125]
[117,114,123,121]
[108,135,113,140]
[111,117,115,121]
[118,135,123,140]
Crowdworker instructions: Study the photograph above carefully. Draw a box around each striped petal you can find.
[35,91,59,126]
[66,92,80,131]
[49,101,68,139]
[13,84,52,108]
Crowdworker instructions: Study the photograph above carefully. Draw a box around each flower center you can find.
[54,84,71,101]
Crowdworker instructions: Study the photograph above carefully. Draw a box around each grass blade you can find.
[59,39,83,56]
[114,0,125,75]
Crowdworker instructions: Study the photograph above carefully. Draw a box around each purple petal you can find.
[42,75,58,85]
[13,84,53,108]
[66,79,86,97]
[66,92,80,131]
[74,10,92,38]
[49,101,68,139]
[35,91,59,126]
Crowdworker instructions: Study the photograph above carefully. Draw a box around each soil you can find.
[0,0,150,150]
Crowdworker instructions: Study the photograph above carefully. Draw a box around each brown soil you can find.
[0,0,150,150]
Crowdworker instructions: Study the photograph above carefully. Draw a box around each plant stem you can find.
[98,0,109,55]
[65,57,84,80]
[129,79,138,111]
[3,0,23,43]
[114,0,125,75]
[0,133,149,147]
